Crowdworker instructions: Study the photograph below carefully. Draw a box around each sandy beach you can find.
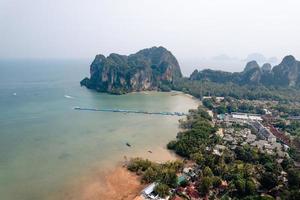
[58,163,144,200]
[59,147,179,200]
[79,166,144,200]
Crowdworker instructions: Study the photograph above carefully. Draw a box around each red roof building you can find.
[268,125,291,145]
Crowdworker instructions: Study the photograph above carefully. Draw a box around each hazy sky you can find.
[1,0,300,72]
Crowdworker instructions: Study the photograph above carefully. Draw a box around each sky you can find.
[1,0,300,73]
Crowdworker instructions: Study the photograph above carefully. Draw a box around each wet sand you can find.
[57,164,143,200]
[76,166,143,200]
[60,147,179,200]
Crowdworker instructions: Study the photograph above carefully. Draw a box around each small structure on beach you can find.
[231,112,262,121]
[141,183,170,200]
[142,183,157,199]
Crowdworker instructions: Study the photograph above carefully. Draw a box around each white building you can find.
[231,112,262,121]
[141,183,170,200]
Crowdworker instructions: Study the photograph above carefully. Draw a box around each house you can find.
[248,114,263,121]
[231,112,262,121]
[202,96,224,103]
[245,133,257,143]
[278,171,288,184]
[171,195,184,200]
[250,139,287,157]
[217,114,225,120]
[239,128,251,138]
[283,144,290,151]
[250,140,269,150]
[268,125,291,145]
[250,121,276,142]
[185,185,200,200]
[215,144,226,150]
[177,175,188,185]
[231,112,249,120]
[288,116,300,120]
[182,167,196,179]
[215,97,225,102]
[142,183,157,199]
[213,144,227,156]
[142,183,170,200]
[219,180,228,191]
[215,128,224,138]
[223,134,234,143]
[267,134,276,143]
[263,109,272,115]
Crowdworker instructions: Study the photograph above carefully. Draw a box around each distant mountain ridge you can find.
[81,46,182,94]
[190,55,300,87]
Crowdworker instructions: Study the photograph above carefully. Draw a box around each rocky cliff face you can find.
[81,46,182,94]
[261,63,272,73]
[243,60,260,72]
[189,55,300,88]
[272,55,300,87]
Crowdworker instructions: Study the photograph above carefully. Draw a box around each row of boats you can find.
[73,107,187,116]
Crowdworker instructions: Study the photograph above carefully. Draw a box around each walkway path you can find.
[74,107,187,116]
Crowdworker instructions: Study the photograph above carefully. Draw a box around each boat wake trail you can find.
[64,95,74,99]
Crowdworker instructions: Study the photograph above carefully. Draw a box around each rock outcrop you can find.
[261,63,272,73]
[243,60,260,72]
[272,55,300,87]
[81,46,182,94]
[189,55,300,87]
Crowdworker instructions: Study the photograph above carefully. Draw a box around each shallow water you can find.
[0,59,198,200]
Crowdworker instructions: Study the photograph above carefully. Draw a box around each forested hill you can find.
[189,55,300,87]
[172,55,300,101]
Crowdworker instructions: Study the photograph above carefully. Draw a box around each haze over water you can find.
[0,60,198,200]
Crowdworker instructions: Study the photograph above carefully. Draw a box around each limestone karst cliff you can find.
[81,46,182,94]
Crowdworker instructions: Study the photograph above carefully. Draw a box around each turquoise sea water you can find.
[0,59,198,200]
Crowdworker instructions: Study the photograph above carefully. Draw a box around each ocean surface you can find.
[0,59,198,200]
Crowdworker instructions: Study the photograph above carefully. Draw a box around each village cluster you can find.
[134,104,295,200]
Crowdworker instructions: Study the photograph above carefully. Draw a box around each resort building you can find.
[249,121,276,142]
[202,96,224,103]
[231,112,263,121]
[141,183,169,200]
[140,182,175,200]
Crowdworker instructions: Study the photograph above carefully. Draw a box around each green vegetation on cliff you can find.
[81,46,182,94]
